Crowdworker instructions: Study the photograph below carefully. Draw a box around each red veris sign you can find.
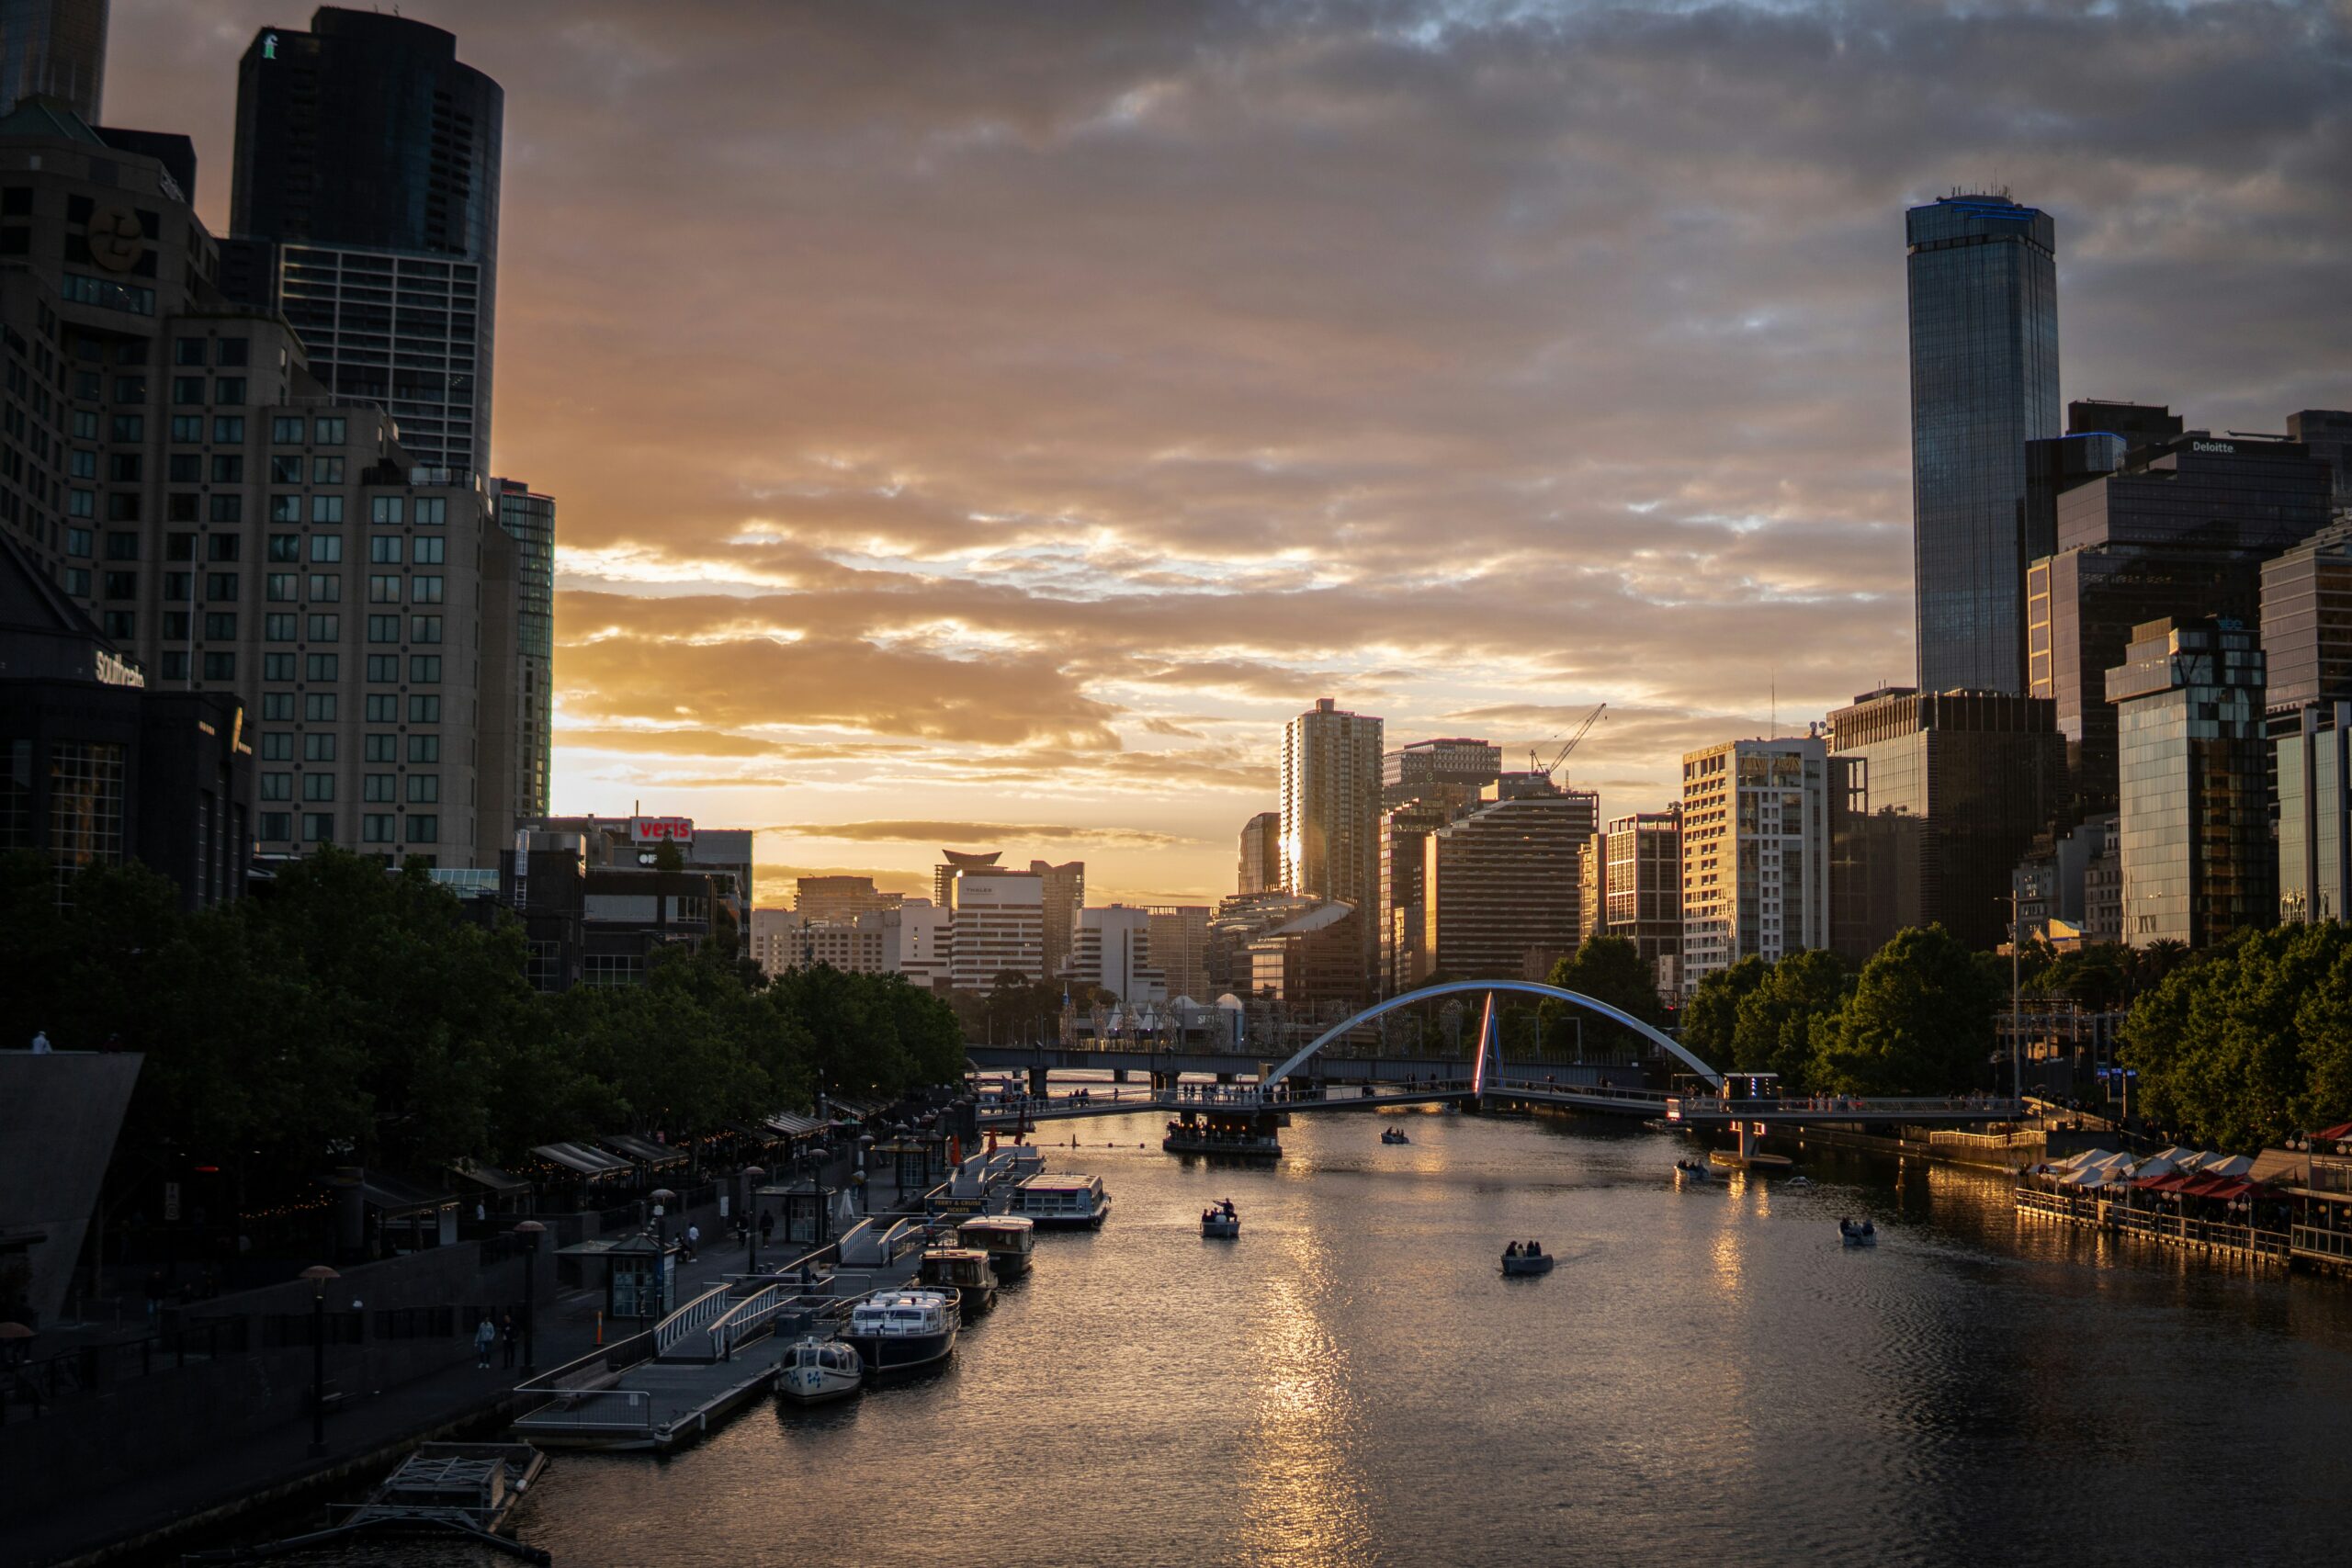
[630,817,695,846]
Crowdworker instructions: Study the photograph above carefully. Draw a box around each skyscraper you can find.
[1602,808,1683,998]
[1679,738,1831,990]
[1381,736,1500,809]
[1236,809,1281,894]
[1421,784,1597,982]
[481,477,552,831]
[228,9,503,473]
[1282,697,1382,985]
[0,0,106,122]
[1029,858,1085,981]
[1906,192,2060,694]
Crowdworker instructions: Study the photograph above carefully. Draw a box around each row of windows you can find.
[261,773,441,803]
[256,812,437,844]
[257,733,440,763]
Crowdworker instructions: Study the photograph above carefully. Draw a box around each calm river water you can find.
[288,1108,2352,1566]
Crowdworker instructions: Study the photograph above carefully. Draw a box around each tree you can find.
[1729,949,1849,1091]
[1680,954,1768,1060]
[1545,936,1665,1061]
[1810,925,1998,1095]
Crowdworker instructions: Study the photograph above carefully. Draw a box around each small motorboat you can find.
[1380,1127,1411,1145]
[841,1288,960,1376]
[918,1247,999,1314]
[1673,1157,1710,1180]
[1202,1199,1240,1239]
[1838,1217,1878,1247]
[1500,1241,1555,1276]
[778,1336,864,1404]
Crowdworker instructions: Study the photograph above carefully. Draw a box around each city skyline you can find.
[110,0,2352,904]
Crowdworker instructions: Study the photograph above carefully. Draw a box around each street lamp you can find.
[741,1167,767,1274]
[512,1222,546,1372]
[649,1189,677,1249]
[300,1264,340,1456]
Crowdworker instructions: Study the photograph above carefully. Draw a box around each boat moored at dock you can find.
[842,1288,961,1375]
[919,1247,1000,1313]
[1013,1173,1112,1229]
[778,1337,865,1404]
[958,1214,1036,1279]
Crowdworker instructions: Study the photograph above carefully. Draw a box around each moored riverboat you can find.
[778,1336,864,1404]
[1163,1107,1283,1158]
[841,1288,960,1376]
[1013,1173,1112,1228]
[919,1247,1000,1313]
[958,1214,1037,1279]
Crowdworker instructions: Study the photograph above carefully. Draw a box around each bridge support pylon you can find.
[1112,1068,1129,1084]
[1027,1066,1050,1099]
[1151,1070,1178,1095]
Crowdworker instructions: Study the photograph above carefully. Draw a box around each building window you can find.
[261,693,294,721]
[208,536,240,563]
[304,812,334,843]
[201,651,235,681]
[268,534,300,563]
[370,497,404,525]
[206,571,237,600]
[413,498,445,525]
[102,570,136,599]
[213,376,246,405]
[266,572,296,602]
[368,535,402,564]
[410,615,441,644]
[170,414,202,442]
[362,814,396,843]
[411,575,443,604]
[302,774,334,802]
[101,611,133,639]
[407,734,439,763]
[272,415,304,444]
[311,495,344,525]
[309,535,342,563]
[406,814,438,844]
[270,455,302,483]
[216,338,247,367]
[261,773,291,801]
[211,416,243,443]
[175,338,206,367]
[408,694,440,723]
[314,416,345,445]
[258,812,291,841]
[304,694,337,722]
[104,532,139,560]
[365,734,397,762]
[211,454,243,483]
[367,654,398,682]
[173,375,205,404]
[412,536,445,565]
[203,612,236,639]
[409,655,441,683]
[158,651,187,682]
[261,733,292,761]
[209,493,242,523]
[305,651,338,680]
[406,774,439,805]
[265,613,296,640]
[364,774,395,803]
[368,573,401,604]
[367,615,399,644]
[47,740,127,874]
[302,733,336,762]
[270,494,301,523]
[311,455,345,484]
[109,413,142,442]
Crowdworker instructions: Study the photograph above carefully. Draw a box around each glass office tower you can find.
[1906,193,2060,694]
[0,0,106,121]
[227,8,503,473]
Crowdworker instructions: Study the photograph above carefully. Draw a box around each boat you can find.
[1012,1173,1112,1229]
[185,1442,550,1564]
[840,1288,960,1375]
[1163,1106,1283,1158]
[777,1335,864,1404]
[1500,1241,1555,1276]
[1838,1217,1878,1247]
[1201,1199,1240,1238]
[957,1214,1036,1280]
[1673,1157,1711,1180]
[1380,1127,1411,1145]
[919,1247,1000,1314]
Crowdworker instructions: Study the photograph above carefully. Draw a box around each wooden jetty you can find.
[184,1441,550,1563]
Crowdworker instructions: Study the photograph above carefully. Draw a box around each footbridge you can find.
[972,980,2021,1144]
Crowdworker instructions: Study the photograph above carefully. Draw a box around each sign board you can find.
[164,1181,181,1222]
[630,817,695,847]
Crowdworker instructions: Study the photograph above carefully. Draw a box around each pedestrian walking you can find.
[500,1312,517,1370]
[29,1029,51,1054]
[684,1223,700,1262]
[758,1208,775,1247]
[473,1314,496,1369]
[143,1269,166,1322]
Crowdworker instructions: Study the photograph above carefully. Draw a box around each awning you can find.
[449,1163,531,1197]
[725,1120,786,1145]
[2316,1122,2352,1143]
[531,1142,634,1179]
[326,1169,457,1216]
[765,1112,828,1138]
[598,1134,688,1168]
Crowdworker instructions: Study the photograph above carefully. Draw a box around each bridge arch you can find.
[1261,979,1721,1089]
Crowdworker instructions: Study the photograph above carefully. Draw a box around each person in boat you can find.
[1504,1241,1521,1258]
[1525,1241,1541,1257]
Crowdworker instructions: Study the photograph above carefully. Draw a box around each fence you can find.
[0,1316,254,1425]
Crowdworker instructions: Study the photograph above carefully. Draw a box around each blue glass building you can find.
[1906,194,2060,694]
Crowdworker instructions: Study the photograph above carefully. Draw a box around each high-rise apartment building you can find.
[1282,696,1382,984]
[1602,807,1682,999]
[946,867,1044,990]
[1143,905,1210,1001]
[1236,809,1281,894]
[1376,784,1483,995]
[2108,616,2270,947]
[0,107,519,867]
[227,9,503,473]
[2030,429,2334,818]
[482,477,551,823]
[1421,784,1597,982]
[1679,738,1830,990]
[934,848,1001,908]
[2290,410,2352,511]
[0,0,106,121]
[1577,830,1604,944]
[1069,906,1164,1005]
[2262,520,2352,926]
[1029,858,1084,981]
[1906,192,2060,694]
[795,874,896,924]
[1381,736,1500,810]
[1825,686,2064,952]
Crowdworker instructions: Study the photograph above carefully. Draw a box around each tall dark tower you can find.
[228,8,503,473]
[1905,192,2060,694]
[0,0,107,121]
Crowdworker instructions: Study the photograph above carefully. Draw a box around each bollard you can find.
[594,1310,604,1347]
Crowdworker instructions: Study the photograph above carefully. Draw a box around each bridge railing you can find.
[652,1284,734,1359]
[1665,1094,2021,1120]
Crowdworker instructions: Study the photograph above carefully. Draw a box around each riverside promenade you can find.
[6,1187,822,1568]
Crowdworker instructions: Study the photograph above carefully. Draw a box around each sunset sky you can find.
[115,1,2352,906]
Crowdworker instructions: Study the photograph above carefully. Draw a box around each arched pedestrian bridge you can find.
[967,979,2022,1134]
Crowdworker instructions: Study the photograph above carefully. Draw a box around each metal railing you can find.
[0,1316,255,1424]
[652,1285,733,1359]
[703,1284,796,1362]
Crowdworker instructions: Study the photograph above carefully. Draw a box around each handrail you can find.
[703,1283,794,1362]
[652,1284,733,1359]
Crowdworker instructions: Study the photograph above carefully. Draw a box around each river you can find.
[272,1106,2352,1566]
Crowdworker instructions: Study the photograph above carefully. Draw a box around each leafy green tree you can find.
[1810,925,1998,1095]
[1680,954,1768,1061]
[1729,949,1849,1091]
[1544,936,1665,1060]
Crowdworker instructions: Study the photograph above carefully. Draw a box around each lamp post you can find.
[650,1188,677,1249]
[512,1221,546,1372]
[300,1264,339,1456]
[741,1167,766,1274]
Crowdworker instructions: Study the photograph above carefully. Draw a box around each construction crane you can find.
[1530,701,1606,787]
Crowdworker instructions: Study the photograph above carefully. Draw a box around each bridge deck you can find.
[978,1082,2021,1129]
